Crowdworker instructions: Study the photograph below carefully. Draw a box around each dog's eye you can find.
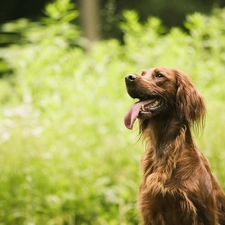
[155,73,164,78]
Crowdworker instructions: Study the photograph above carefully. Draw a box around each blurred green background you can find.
[0,0,225,224]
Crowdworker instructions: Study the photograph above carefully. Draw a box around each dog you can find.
[124,67,225,225]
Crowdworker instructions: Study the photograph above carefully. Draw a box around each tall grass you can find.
[0,0,225,224]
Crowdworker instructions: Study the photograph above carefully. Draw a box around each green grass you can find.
[0,1,225,224]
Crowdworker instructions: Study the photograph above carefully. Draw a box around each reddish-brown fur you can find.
[125,67,225,225]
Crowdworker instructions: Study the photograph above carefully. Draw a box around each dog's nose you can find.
[125,74,137,83]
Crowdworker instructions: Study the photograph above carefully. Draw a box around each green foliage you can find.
[0,1,225,224]
[43,0,78,23]
[100,0,222,39]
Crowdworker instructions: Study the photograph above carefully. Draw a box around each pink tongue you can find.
[124,100,153,130]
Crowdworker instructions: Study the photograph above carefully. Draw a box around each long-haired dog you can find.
[124,67,225,225]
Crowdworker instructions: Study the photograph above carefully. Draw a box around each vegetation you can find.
[0,0,225,224]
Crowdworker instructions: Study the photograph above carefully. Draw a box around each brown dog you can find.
[124,67,225,225]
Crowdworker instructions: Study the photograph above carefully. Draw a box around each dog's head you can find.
[124,67,206,130]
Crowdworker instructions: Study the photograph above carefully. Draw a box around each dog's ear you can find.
[174,69,206,128]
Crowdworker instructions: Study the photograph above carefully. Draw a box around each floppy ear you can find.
[175,69,206,128]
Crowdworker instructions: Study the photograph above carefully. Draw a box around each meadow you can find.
[0,0,225,224]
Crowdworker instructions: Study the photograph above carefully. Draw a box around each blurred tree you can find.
[1,0,225,42]
[79,0,100,44]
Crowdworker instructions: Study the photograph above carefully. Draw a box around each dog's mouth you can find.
[139,98,162,114]
[124,97,163,130]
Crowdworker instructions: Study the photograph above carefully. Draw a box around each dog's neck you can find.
[140,114,194,156]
